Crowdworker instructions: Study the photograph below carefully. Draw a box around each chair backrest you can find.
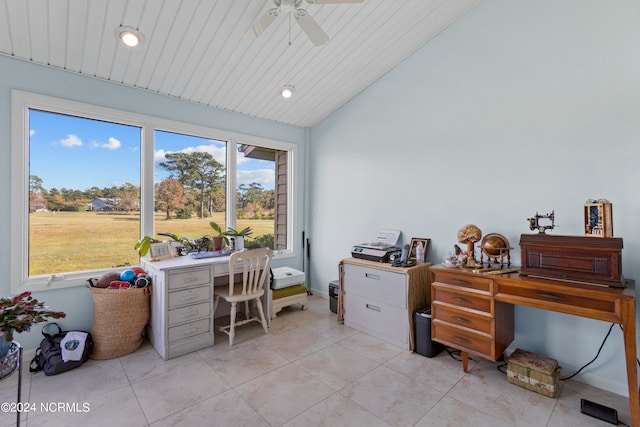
[228,248,273,297]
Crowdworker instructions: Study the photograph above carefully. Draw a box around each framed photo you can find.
[149,242,173,260]
[409,238,430,262]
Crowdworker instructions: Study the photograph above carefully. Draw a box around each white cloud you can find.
[237,169,275,188]
[101,137,121,150]
[29,129,36,137]
[60,134,83,147]
[154,143,227,166]
[89,137,122,150]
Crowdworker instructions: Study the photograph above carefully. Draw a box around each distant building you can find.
[87,198,119,211]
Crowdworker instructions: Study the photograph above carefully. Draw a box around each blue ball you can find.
[120,269,136,283]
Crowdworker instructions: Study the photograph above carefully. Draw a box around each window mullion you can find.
[226,139,237,231]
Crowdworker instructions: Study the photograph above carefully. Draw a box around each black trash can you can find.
[329,280,339,313]
[414,308,444,358]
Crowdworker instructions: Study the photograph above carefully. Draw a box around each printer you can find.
[351,229,401,263]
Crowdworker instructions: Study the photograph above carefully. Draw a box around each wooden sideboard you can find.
[431,265,638,427]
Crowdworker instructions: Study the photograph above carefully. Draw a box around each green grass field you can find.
[28,211,274,275]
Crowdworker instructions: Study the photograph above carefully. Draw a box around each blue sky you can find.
[29,109,275,192]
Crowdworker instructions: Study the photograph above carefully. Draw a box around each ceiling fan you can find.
[245,0,364,46]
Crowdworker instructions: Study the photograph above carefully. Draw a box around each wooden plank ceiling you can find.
[0,0,480,127]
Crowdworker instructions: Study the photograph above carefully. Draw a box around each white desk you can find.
[142,255,271,359]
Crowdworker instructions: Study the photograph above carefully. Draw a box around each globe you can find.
[481,233,509,257]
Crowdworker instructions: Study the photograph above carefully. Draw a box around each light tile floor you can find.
[0,295,631,426]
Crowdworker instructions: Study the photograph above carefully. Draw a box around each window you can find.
[27,110,142,276]
[11,90,296,292]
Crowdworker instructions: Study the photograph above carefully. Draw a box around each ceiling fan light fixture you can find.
[116,26,144,47]
[281,85,295,99]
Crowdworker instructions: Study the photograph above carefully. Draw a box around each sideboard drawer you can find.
[433,287,492,314]
[496,282,617,315]
[168,318,211,342]
[432,303,492,334]
[169,285,211,308]
[433,271,493,293]
[344,264,406,308]
[168,268,211,290]
[168,301,211,326]
[433,321,492,356]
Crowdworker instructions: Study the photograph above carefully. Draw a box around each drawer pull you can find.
[453,336,470,344]
[182,310,199,318]
[452,279,471,286]
[535,293,565,301]
[182,327,197,335]
[452,316,470,324]
[181,294,199,302]
[452,297,472,304]
[365,273,380,280]
[365,303,381,312]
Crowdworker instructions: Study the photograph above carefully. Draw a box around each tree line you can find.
[29,152,275,220]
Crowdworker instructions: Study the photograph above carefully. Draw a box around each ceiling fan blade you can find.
[306,0,364,4]
[244,8,279,40]
[295,10,329,46]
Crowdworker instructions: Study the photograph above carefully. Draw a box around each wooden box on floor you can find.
[507,348,561,398]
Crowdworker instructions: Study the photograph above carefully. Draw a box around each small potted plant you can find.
[208,221,229,251]
[0,291,66,357]
[222,226,253,251]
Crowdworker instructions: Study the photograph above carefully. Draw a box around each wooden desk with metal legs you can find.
[431,266,638,427]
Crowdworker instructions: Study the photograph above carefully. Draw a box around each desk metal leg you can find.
[16,347,21,427]
[621,300,639,427]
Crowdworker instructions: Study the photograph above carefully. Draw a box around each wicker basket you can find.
[90,287,150,360]
[507,348,561,398]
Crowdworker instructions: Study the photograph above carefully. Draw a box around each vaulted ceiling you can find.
[0,0,480,127]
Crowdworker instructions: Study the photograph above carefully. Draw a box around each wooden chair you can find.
[213,248,272,345]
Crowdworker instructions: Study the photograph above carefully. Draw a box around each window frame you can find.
[11,90,296,293]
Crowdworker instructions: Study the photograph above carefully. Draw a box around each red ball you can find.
[131,266,146,276]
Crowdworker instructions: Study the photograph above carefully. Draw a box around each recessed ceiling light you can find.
[116,26,144,47]
[281,85,295,99]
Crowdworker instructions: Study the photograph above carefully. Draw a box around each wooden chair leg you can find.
[213,296,220,315]
[229,302,237,346]
[244,301,250,319]
[255,298,268,334]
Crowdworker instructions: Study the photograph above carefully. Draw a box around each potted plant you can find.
[0,291,66,357]
[134,235,153,257]
[223,226,253,251]
[135,235,184,256]
[208,221,229,251]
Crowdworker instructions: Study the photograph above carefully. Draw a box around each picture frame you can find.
[149,242,173,260]
[409,238,430,262]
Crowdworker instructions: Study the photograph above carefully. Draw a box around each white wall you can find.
[0,56,307,349]
[308,0,640,396]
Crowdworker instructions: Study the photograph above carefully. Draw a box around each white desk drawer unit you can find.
[144,262,215,360]
[340,259,430,350]
[143,255,274,360]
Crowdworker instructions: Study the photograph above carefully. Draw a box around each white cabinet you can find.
[340,258,430,350]
[143,261,214,360]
